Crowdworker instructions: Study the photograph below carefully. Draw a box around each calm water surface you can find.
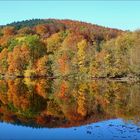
[0,78,140,140]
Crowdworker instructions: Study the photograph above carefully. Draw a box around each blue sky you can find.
[0,1,140,30]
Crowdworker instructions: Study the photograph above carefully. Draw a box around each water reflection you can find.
[0,79,140,128]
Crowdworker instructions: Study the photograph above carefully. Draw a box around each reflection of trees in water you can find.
[0,79,140,128]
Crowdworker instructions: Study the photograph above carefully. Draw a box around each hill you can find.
[0,19,139,80]
[5,18,123,41]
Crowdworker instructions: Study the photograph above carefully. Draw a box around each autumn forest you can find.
[0,19,139,80]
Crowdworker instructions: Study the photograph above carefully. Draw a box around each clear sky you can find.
[0,1,140,31]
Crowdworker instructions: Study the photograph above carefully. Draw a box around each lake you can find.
[0,78,140,140]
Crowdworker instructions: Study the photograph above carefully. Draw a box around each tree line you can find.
[0,19,139,79]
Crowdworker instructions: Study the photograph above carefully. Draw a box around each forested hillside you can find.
[0,19,139,79]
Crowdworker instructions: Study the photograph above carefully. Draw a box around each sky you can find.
[0,1,140,31]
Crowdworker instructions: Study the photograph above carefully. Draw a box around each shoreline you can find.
[0,74,140,82]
